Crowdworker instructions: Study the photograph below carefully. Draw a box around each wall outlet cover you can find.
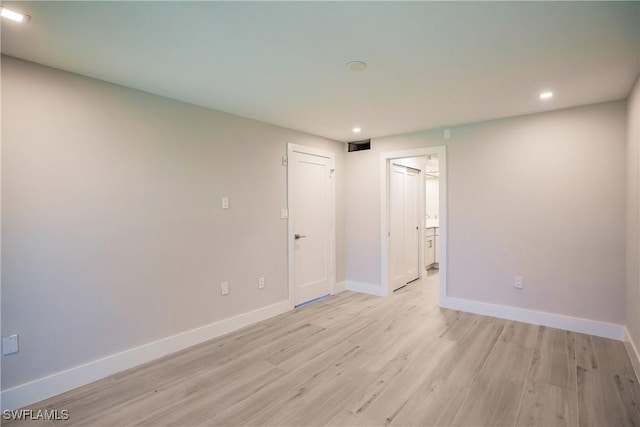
[514,276,524,289]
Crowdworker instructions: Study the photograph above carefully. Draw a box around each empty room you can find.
[2,1,640,426]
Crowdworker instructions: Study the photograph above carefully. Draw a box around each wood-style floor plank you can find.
[388,316,506,427]
[201,340,362,426]
[350,335,457,425]
[516,381,579,427]
[514,326,579,427]
[450,339,533,426]
[500,320,540,349]
[6,273,639,427]
[576,333,640,427]
[529,327,577,389]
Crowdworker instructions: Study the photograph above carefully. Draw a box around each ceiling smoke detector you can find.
[346,61,367,72]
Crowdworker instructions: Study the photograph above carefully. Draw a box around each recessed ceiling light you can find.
[539,91,553,100]
[352,127,362,133]
[1,7,29,23]
[346,61,367,72]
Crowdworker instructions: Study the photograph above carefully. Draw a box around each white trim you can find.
[1,300,291,411]
[440,296,624,340]
[335,281,347,294]
[287,143,336,308]
[625,327,640,381]
[345,281,387,297]
[288,143,333,159]
[380,146,447,301]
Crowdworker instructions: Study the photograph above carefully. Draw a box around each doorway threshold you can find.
[295,293,331,308]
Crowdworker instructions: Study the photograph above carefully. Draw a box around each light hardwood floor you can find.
[6,272,640,426]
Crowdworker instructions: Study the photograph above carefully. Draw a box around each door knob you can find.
[295,234,307,240]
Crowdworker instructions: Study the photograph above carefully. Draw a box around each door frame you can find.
[287,143,336,309]
[380,146,447,303]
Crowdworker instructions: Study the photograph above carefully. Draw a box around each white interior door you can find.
[389,163,420,291]
[404,168,419,282]
[290,147,334,306]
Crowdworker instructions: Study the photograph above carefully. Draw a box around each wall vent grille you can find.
[348,139,371,152]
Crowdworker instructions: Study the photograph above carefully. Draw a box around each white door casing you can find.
[287,143,335,307]
[389,164,406,289]
[380,146,447,300]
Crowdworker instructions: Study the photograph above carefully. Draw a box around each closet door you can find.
[403,168,419,282]
[390,164,420,291]
[389,164,406,290]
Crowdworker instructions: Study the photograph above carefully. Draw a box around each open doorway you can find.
[424,155,440,277]
[380,146,447,303]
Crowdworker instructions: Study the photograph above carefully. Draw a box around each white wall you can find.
[626,75,640,361]
[346,101,626,325]
[1,53,632,407]
[0,56,346,391]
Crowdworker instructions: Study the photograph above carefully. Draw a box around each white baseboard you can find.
[440,296,625,340]
[1,300,291,411]
[334,281,346,294]
[625,327,640,381]
[345,281,387,297]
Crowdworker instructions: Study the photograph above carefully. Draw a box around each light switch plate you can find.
[281,208,289,219]
[221,197,229,209]
[259,277,265,289]
[2,334,19,355]
[221,281,229,296]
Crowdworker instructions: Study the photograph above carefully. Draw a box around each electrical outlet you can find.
[514,276,523,289]
[221,281,229,296]
[259,277,265,289]
[2,334,19,356]
[221,197,229,209]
